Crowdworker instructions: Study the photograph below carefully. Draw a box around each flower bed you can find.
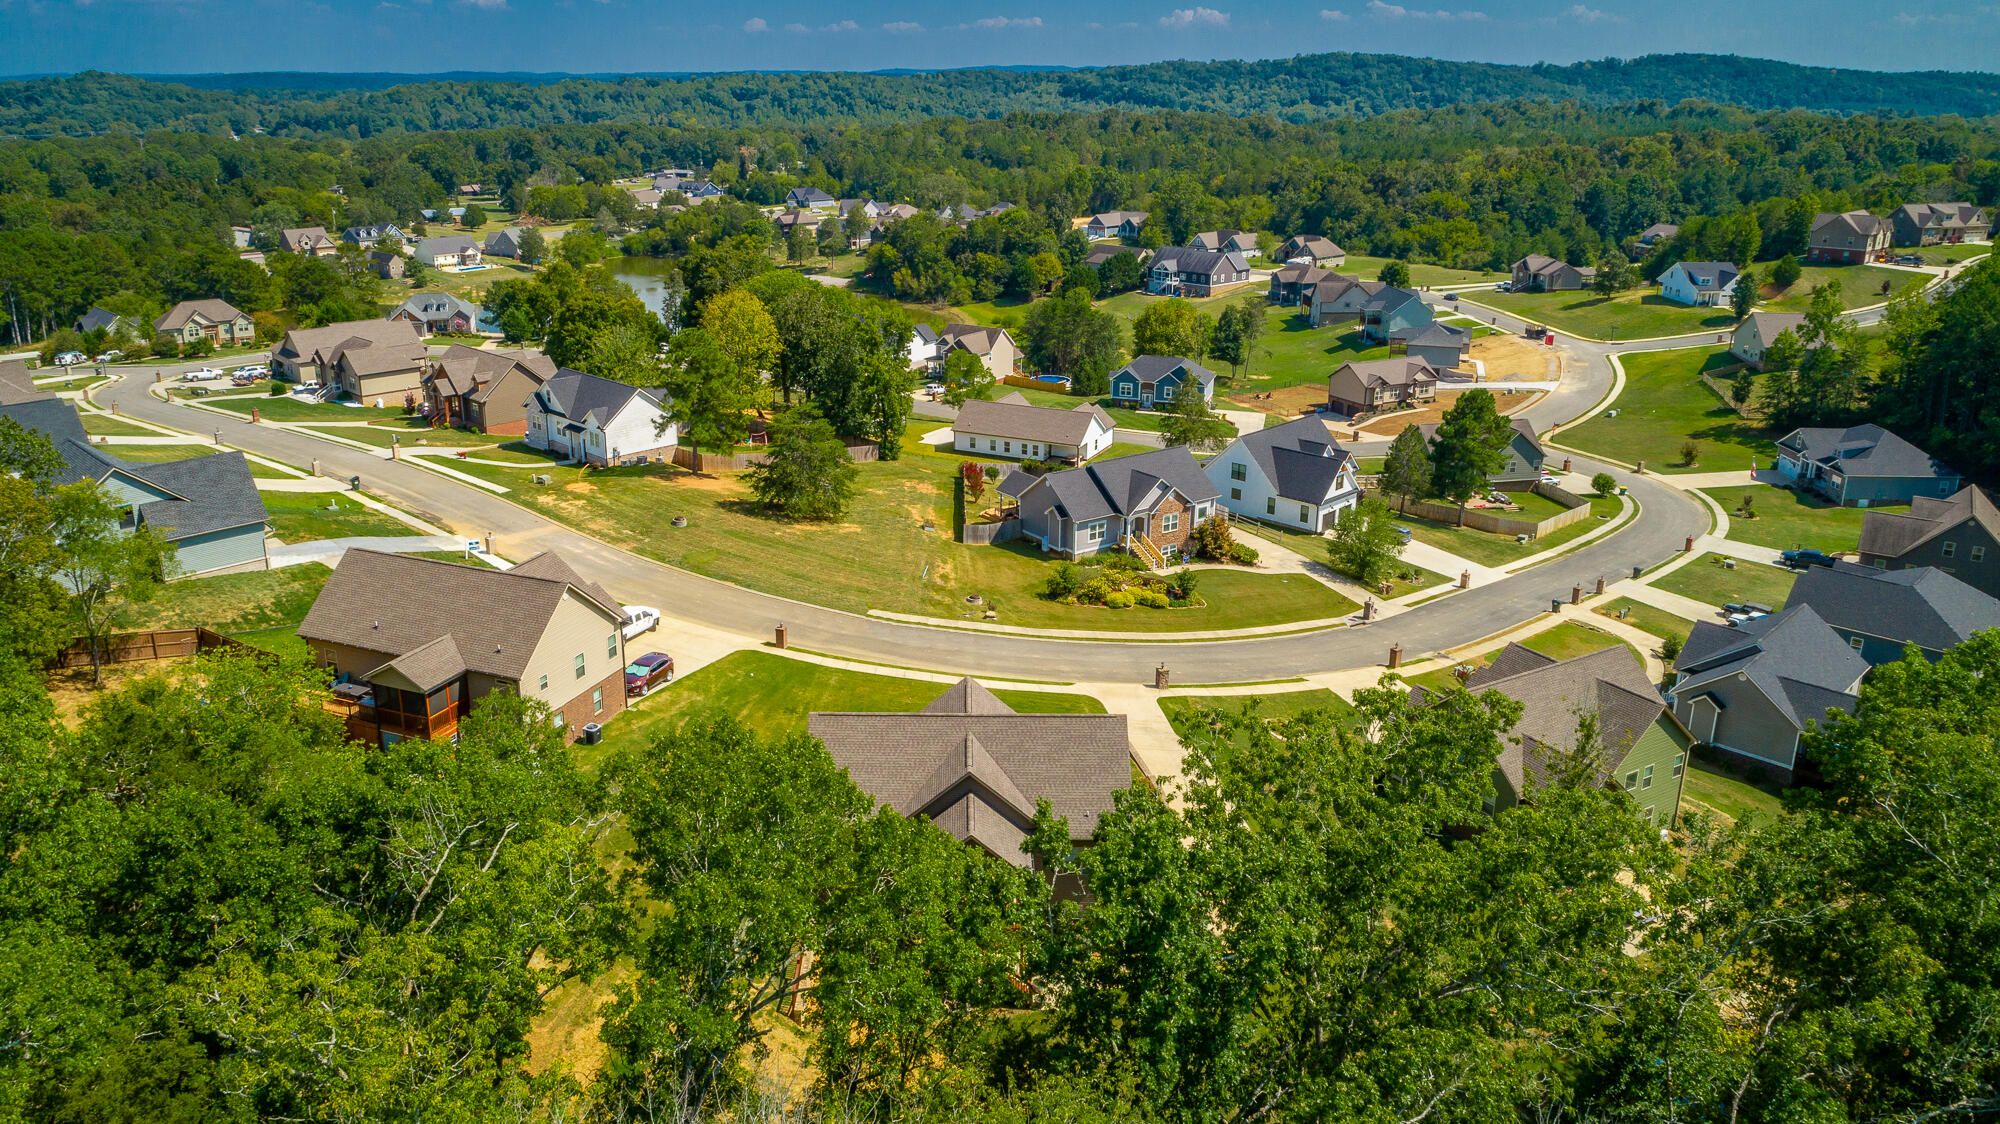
[1040,555,1205,609]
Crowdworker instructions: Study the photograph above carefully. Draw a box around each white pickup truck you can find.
[180,367,227,382]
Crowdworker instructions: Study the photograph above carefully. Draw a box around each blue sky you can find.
[4,0,1994,76]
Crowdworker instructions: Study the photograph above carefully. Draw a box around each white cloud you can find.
[964,15,1044,28]
[460,0,506,9]
[1319,7,1350,18]
[883,19,923,31]
[1366,0,1486,18]
[1160,6,1229,28]
[1563,3,1618,21]
[783,21,810,31]
[742,16,767,31]
[821,18,860,30]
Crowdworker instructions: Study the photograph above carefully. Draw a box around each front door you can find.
[1141,385,1154,408]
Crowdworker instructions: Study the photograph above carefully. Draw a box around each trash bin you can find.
[580,722,603,745]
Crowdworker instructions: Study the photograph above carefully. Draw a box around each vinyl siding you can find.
[167,524,268,578]
[519,590,627,714]
[1614,717,1692,828]
[1673,679,1802,772]
[1862,523,2000,599]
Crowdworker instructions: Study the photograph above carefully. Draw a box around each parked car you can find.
[1444,292,1459,301]
[620,605,661,641]
[233,365,266,378]
[181,367,226,381]
[624,652,675,697]
[94,350,124,363]
[54,351,87,366]
[1494,282,1511,292]
[1897,255,1924,265]
[1780,548,1836,570]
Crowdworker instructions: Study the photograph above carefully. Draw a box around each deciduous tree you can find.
[743,405,860,519]
[1130,297,1210,359]
[1427,388,1514,520]
[1326,496,1406,584]
[1379,424,1432,512]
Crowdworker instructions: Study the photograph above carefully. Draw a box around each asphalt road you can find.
[99,354,1706,684]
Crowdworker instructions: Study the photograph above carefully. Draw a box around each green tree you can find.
[460,202,487,228]
[1061,264,1100,298]
[940,349,993,408]
[556,226,609,268]
[515,226,547,264]
[1020,288,1125,395]
[1156,388,1232,452]
[1130,297,1211,359]
[785,222,814,263]
[1206,304,1248,378]
[660,327,758,453]
[1325,496,1406,584]
[1729,267,1758,319]
[1426,388,1514,519]
[1590,470,1618,496]
[1378,424,1433,512]
[1592,254,1639,295]
[743,405,860,519]
[1770,252,1802,290]
[1098,250,1146,293]
[579,319,663,385]
[1377,259,1412,287]
[696,288,780,407]
[50,483,174,685]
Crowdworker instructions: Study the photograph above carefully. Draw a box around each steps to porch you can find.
[1125,533,1167,570]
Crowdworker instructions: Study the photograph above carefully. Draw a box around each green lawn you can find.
[1340,255,1509,288]
[101,443,226,464]
[1908,244,1989,267]
[1228,315,1391,398]
[1759,263,1921,313]
[81,413,163,437]
[994,385,1234,436]
[295,418,499,449]
[1558,348,1769,473]
[228,625,315,662]
[453,444,1352,632]
[1094,441,1155,461]
[1471,289,1738,341]
[206,395,412,422]
[1681,761,1787,826]
[1402,621,1641,694]
[1649,552,1795,610]
[1700,484,1888,554]
[1401,493,1624,568]
[262,491,417,543]
[1160,688,1359,759]
[124,563,332,635]
[594,650,1105,765]
[1592,598,1697,645]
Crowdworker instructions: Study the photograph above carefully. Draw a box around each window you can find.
[573,653,586,679]
[1642,805,1655,826]
[1850,636,1864,651]
[1003,441,1012,454]
[1673,753,1686,778]
[592,687,604,715]
[1230,488,1242,501]
[1943,540,1957,558]
[1086,522,1105,543]
[606,633,618,658]
[1976,546,1987,563]
[1163,513,1179,533]
[988,439,997,451]
[538,674,549,692]
[1266,497,1277,515]
[1230,461,1247,481]
[1641,765,1654,790]
[1300,504,1311,523]
[1624,770,1639,790]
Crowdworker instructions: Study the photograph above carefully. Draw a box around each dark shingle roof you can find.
[126,451,267,541]
[1393,321,1471,351]
[1111,355,1216,390]
[0,359,51,406]
[1776,424,1957,482]
[1788,561,2000,654]
[1227,415,1353,504]
[1334,357,1440,390]
[1020,446,1220,524]
[808,678,1133,862]
[535,369,666,428]
[1676,605,1868,727]
[1666,261,1741,293]
[76,307,123,334]
[1858,486,2000,559]
[954,395,1113,447]
[1151,246,1249,276]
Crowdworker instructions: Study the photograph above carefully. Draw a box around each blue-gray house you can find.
[1359,286,1434,345]
[1,399,269,579]
[1773,424,1962,507]
[1108,356,1216,409]
[1786,560,2000,665]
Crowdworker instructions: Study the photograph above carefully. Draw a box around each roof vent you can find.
[372,620,379,629]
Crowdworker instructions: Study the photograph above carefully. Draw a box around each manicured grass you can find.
[261,491,416,543]
[999,385,1233,435]
[1161,688,1359,757]
[1340,255,1508,287]
[1681,761,1787,826]
[595,650,1106,764]
[296,418,498,449]
[1592,598,1697,644]
[206,395,413,422]
[1229,315,1391,398]
[1470,288,1738,341]
[1558,348,1769,473]
[1401,492,1624,568]
[100,443,226,463]
[1402,621,1640,694]
[1649,552,1795,610]
[124,563,332,634]
[81,413,163,436]
[1759,263,1921,313]
[1093,441,1155,460]
[948,294,1033,328]
[1700,484,1889,554]
[1908,244,1989,267]
[228,625,315,662]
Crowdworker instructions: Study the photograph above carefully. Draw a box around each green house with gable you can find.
[1411,642,1692,829]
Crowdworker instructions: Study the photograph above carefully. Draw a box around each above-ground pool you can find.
[1033,374,1070,387]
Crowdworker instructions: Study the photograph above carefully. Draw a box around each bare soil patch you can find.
[1225,383,1329,417]
[1469,333,1557,380]
[47,659,191,727]
[1357,388,1545,436]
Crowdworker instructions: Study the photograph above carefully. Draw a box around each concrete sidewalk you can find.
[1611,580,1722,624]
[268,535,469,568]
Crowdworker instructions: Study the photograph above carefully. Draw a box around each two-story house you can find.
[932,324,1019,381]
[1357,286,1434,345]
[1788,561,2000,666]
[1188,230,1259,255]
[1657,260,1741,307]
[1890,202,1990,246]
[1307,275,1390,328]
[1807,210,1890,264]
[1729,312,1807,369]
[272,318,429,399]
[1000,446,1219,566]
[1417,417,1545,486]
[785,186,838,211]
[1511,255,1595,292]
[342,223,405,248]
[1391,321,1471,370]
[525,368,676,467]
[154,300,256,349]
[1146,247,1251,297]
[1085,210,1148,241]
[1277,235,1345,267]
[279,226,339,257]
[390,292,482,335]
[1668,605,1869,785]
[1859,486,2000,598]
[1205,415,1360,533]
[1107,356,1216,409]
[423,344,556,435]
[1269,263,1333,307]
[1327,358,1441,418]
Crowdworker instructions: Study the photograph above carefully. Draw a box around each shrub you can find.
[1228,543,1259,565]
[1659,631,1685,663]
[1134,589,1169,608]
[1103,590,1135,609]
[1169,566,1200,601]
[179,336,214,359]
[1041,561,1083,601]
[1679,439,1700,467]
[268,379,287,396]
[1189,514,1236,561]
[1590,472,1618,496]
[1079,576,1114,604]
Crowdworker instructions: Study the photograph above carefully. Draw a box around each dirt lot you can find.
[1468,333,1558,380]
[1224,383,1330,417]
[1357,387,1546,436]
[47,658,191,726]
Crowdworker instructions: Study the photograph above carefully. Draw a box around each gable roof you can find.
[1083,243,1147,267]
[155,299,246,331]
[416,234,480,255]
[1740,311,1806,342]
[1639,222,1680,241]
[786,186,835,205]
[279,226,333,251]
[534,368,666,429]
[1227,414,1354,504]
[426,344,556,401]
[1859,486,2000,559]
[1018,445,1220,524]
[1676,604,1869,727]
[1282,234,1344,258]
[808,678,1133,861]
[1361,285,1426,315]
[1416,416,1540,455]
[76,307,124,334]
[298,548,622,685]
[483,228,525,253]
[1893,201,1986,230]
[939,323,1013,357]
[393,291,480,323]
[1111,355,1216,390]
[953,396,1113,447]
[1332,357,1441,390]
[1776,424,1956,481]
[1664,261,1741,292]
[1433,644,1667,793]
[0,358,51,405]
[1788,560,2000,654]
[1392,321,1471,352]
[1150,246,1249,276]
[1088,210,1148,228]
[276,318,427,370]
[1811,209,1888,239]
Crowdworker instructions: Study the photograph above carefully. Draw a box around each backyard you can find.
[1401,620,1641,694]
[1701,484,1888,554]
[1680,760,1787,826]
[1400,491,1625,568]
[1909,243,1989,267]
[123,562,333,636]
[1649,552,1795,610]
[1340,255,1509,288]
[1556,348,1768,472]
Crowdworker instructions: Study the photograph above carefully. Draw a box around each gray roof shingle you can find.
[1776,424,1957,482]
[534,369,666,429]
[1788,561,2000,654]
[1225,415,1353,504]
[1858,486,2000,559]
[1020,446,1220,524]
[1676,605,1868,727]
[954,395,1112,447]
[1111,355,1216,390]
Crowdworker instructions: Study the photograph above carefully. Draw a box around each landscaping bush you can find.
[1228,543,1259,565]
[1660,632,1685,663]
[268,379,287,396]
[1169,567,1199,601]
[1134,589,1168,609]
[179,337,214,359]
[1591,472,1618,497]
[1189,514,1236,561]
[1102,590,1135,609]
[1041,561,1083,600]
[1079,576,1114,604]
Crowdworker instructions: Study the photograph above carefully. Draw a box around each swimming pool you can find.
[1033,374,1070,386]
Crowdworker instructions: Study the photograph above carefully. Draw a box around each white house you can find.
[525,369,676,468]
[1658,260,1741,307]
[414,235,484,269]
[1205,414,1361,534]
[952,392,1115,463]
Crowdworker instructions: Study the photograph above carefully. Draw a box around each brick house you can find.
[1807,210,1891,264]
[1510,254,1595,292]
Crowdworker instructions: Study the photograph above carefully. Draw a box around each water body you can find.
[606,256,680,321]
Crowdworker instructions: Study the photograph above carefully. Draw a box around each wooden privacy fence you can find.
[672,437,878,473]
[1393,482,1591,539]
[49,627,275,670]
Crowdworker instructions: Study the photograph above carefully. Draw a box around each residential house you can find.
[0,398,268,578]
[272,318,428,400]
[934,324,1019,381]
[1188,229,1259,255]
[1391,321,1471,370]
[1268,262,1333,307]
[1083,244,1148,270]
[1107,355,1216,409]
[390,292,482,335]
[785,186,838,211]
[1657,260,1741,307]
[1000,446,1219,564]
[413,235,483,269]
[342,223,405,248]
[681,181,726,203]
[1788,560,2000,665]
[652,174,687,194]
[839,198,886,220]
[279,226,339,257]
[907,324,944,371]
[0,359,51,406]
[456,182,484,195]
[1730,312,1807,369]
[1417,417,1546,486]
[1668,605,1870,783]
[937,203,979,225]
[423,344,555,435]
[1146,247,1251,296]
[230,225,255,249]
[808,677,1133,881]
[366,249,406,280]
[774,209,823,235]
[483,228,529,259]
[525,368,675,467]
[1307,275,1390,328]
[1890,202,1990,246]
[952,392,1115,463]
[1773,424,1961,507]
[1859,486,2000,598]
[1358,285,1434,344]
[1412,645,1692,827]
[1277,235,1345,267]
[239,250,267,268]
[1085,210,1148,241]
[154,299,256,349]
[75,307,130,336]
[1637,222,1680,247]
[1327,358,1441,418]
[1206,414,1360,533]
[1510,254,1596,292]
[297,548,630,746]
[1807,210,1891,264]
[626,187,662,210]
